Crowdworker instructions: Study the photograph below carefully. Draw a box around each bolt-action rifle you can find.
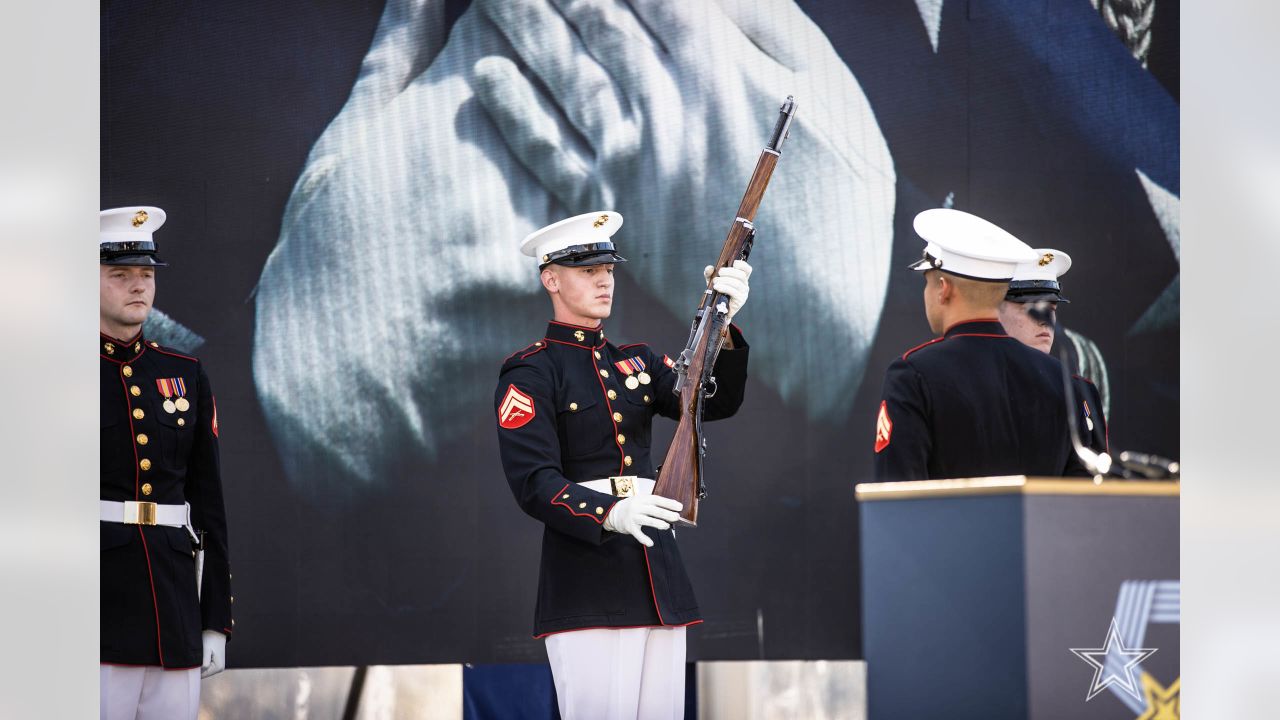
[653,96,797,526]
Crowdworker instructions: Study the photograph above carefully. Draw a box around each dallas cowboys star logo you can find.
[1070,617,1159,701]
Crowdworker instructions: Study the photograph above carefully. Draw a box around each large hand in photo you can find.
[253,5,558,499]
[473,0,896,418]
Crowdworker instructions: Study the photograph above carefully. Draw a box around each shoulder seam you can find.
[503,340,546,364]
[150,346,199,362]
[901,337,944,360]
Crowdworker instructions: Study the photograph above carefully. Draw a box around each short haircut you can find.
[944,273,1009,308]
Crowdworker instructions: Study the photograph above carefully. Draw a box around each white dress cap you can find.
[520,211,626,267]
[909,208,1038,281]
[100,206,169,266]
[1006,248,1073,303]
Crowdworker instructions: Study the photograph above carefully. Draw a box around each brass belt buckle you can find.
[124,501,158,526]
[609,476,637,498]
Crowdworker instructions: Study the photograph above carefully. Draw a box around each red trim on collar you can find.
[947,333,1014,341]
[942,317,1001,335]
[100,332,148,363]
[101,330,143,345]
[548,319,604,331]
[544,337,597,350]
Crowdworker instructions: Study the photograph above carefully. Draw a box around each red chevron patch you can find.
[499,384,536,429]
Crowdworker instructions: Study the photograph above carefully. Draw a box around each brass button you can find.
[149,341,159,348]
[535,341,543,347]
[599,369,609,378]
[130,385,141,397]
[607,390,617,400]
[177,418,185,426]
[594,351,602,359]
[624,455,633,467]
[569,402,578,411]
[141,483,153,496]
[562,493,570,499]
[616,434,626,445]
[136,433,149,446]
[134,342,141,353]
[578,502,587,509]
[231,596,235,604]
[643,395,651,404]
[139,458,152,471]
[122,365,133,377]
[612,412,623,423]
[595,507,604,515]
[133,408,145,420]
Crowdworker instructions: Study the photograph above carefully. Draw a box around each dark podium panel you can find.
[857,477,1180,720]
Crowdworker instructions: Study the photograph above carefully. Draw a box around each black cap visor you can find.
[1005,279,1068,303]
[101,241,167,266]
[541,241,627,269]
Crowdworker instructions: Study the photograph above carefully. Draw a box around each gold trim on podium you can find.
[854,476,1180,501]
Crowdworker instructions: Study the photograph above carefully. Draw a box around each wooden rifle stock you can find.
[654,97,797,526]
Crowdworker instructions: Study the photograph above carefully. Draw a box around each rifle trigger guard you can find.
[703,376,718,398]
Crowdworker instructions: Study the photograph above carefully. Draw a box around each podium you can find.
[856,477,1179,720]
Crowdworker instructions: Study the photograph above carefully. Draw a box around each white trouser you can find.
[545,626,687,720]
[100,665,200,720]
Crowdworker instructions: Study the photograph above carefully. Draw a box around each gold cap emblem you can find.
[132,210,149,228]
[574,330,586,342]
[593,214,609,228]
[1038,252,1054,267]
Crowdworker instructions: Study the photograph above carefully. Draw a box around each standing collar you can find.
[942,318,1007,339]
[545,320,606,349]
[100,331,149,361]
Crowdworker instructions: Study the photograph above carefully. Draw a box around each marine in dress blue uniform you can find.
[100,207,232,720]
[1000,248,1110,455]
[874,209,1083,481]
[495,211,750,719]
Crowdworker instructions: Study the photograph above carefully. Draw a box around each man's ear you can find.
[936,274,954,304]
[540,266,558,294]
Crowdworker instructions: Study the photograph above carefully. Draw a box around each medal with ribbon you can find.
[614,357,650,389]
[156,377,190,414]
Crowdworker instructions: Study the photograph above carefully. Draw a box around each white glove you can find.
[603,495,683,547]
[703,260,753,322]
[200,630,227,679]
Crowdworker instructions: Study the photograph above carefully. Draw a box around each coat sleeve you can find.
[187,361,233,637]
[873,358,932,481]
[650,324,750,422]
[495,361,622,545]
